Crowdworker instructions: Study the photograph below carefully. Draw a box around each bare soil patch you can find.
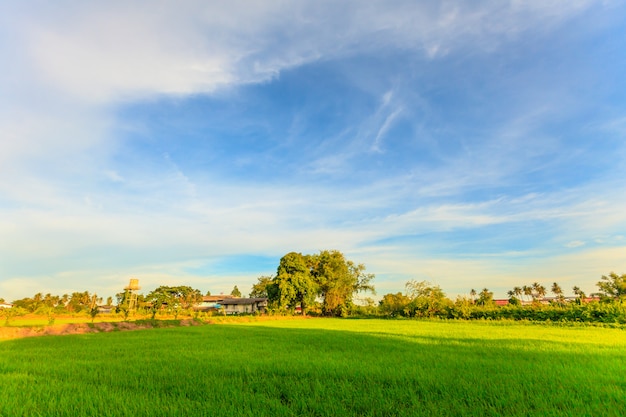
[0,319,201,340]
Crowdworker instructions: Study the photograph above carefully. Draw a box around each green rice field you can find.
[1,318,625,416]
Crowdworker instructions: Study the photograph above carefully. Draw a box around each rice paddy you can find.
[1,318,625,416]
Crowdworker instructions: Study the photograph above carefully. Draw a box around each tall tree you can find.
[551,282,565,305]
[230,286,242,298]
[476,288,494,306]
[88,294,101,322]
[507,289,521,305]
[379,292,411,317]
[596,272,626,301]
[532,282,546,302]
[273,252,317,315]
[405,280,449,317]
[145,286,202,319]
[312,250,375,316]
[572,286,587,304]
[249,276,276,298]
[67,291,91,313]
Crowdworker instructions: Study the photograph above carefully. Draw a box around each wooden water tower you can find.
[124,278,140,312]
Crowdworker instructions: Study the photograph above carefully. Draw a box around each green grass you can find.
[1,318,625,416]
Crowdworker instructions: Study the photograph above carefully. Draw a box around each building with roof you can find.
[220,297,268,315]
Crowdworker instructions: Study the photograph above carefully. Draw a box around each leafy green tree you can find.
[43,293,58,309]
[379,292,411,317]
[273,252,317,315]
[311,250,350,315]
[265,249,374,316]
[249,276,276,298]
[352,297,378,316]
[311,250,375,316]
[451,296,475,319]
[35,304,57,325]
[145,286,202,319]
[230,286,242,298]
[405,280,450,317]
[180,287,203,308]
[12,297,35,312]
[596,272,626,302]
[67,291,90,313]
[145,287,170,319]
[476,288,494,306]
[1,306,27,326]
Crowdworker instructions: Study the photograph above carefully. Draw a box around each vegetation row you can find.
[2,248,625,326]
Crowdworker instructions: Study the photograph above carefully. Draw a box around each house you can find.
[220,297,268,315]
[194,294,236,312]
[0,302,13,309]
[97,305,115,314]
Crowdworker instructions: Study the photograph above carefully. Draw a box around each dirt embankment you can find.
[0,319,202,340]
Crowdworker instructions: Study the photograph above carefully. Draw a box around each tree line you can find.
[376,272,626,324]
[3,260,624,325]
[1,249,375,321]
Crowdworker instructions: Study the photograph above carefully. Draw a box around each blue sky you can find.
[1,1,625,302]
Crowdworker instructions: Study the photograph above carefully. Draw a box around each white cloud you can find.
[0,0,607,167]
[565,240,586,248]
[3,1,604,102]
[104,170,125,183]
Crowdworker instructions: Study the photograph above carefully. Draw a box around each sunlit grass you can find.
[1,318,624,416]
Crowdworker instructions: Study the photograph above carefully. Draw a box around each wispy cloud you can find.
[1,0,624,302]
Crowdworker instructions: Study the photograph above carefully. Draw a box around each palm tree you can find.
[523,285,533,303]
[573,286,586,303]
[32,292,43,312]
[531,282,546,302]
[476,288,494,306]
[469,289,477,304]
[551,282,565,305]
[507,289,520,305]
[537,285,547,300]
